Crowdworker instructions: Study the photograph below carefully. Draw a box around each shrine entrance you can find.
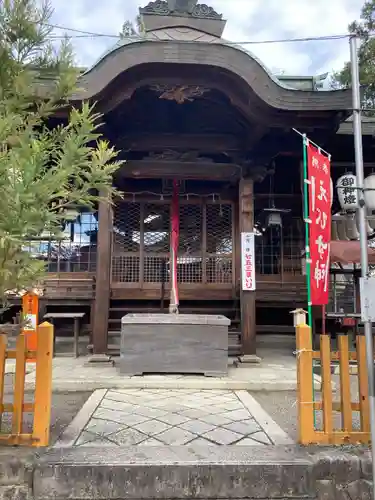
[111,198,235,294]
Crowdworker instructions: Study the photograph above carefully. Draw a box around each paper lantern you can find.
[368,209,375,231]
[364,174,375,210]
[355,211,373,237]
[336,173,358,211]
[331,219,339,240]
[336,217,349,241]
[345,213,359,240]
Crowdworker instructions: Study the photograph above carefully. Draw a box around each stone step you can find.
[31,446,371,500]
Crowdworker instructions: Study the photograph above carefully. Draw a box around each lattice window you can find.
[327,269,357,315]
[206,204,233,284]
[177,204,203,283]
[24,211,98,273]
[143,203,170,283]
[255,217,303,275]
[112,202,140,283]
[111,200,235,286]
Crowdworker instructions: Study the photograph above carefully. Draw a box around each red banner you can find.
[307,142,331,305]
[170,179,179,307]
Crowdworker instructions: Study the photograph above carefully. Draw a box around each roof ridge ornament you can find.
[140,0,223,20]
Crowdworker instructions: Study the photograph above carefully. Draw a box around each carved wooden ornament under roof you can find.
[150,84,210,103]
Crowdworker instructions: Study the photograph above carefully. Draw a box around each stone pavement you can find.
[22,337,322,393]
[56,388,293,447]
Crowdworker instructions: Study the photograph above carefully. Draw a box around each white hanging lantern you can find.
[355,211,373,237]
[331,219,339,240]
[364,174,375,210]
[368,209,375,231]
[336,217,349,241]
[345,213,359,240]
[336,173,359,212]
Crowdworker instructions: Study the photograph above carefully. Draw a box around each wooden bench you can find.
[43,312,86,358]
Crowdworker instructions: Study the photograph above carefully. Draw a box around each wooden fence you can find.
[0,322,53,447]
[296,323,370,445]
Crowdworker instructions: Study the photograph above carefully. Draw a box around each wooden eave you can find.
[114,159,243,181]
[72,40,352,112]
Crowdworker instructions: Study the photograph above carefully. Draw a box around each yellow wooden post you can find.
[12,334,27,436]
[0,335,6,427]
[320,334,333,439]
[296,323,315,444]
[338,334,352,433]
[32,322,53,447]
[357,334,370,433]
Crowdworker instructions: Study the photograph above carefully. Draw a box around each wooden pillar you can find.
[92,192,112,356]
[239,177,258,360]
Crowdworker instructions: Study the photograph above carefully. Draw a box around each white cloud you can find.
[50,0,364,75]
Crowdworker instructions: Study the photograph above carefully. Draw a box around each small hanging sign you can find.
[22,291,39,361]
[241,232,256,291]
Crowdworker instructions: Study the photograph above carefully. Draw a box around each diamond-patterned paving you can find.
[72,389,274,447]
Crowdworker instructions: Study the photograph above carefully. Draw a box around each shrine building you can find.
[27,0,375,358]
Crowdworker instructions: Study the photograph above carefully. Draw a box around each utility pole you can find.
[350,34,375,497]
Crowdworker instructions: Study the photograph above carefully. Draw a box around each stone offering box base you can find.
[120,314,230,377]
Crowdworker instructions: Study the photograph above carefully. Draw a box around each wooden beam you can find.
[245,125,267,150]
[115,160,243,180]
[92,191,112,354]
[115,134,243,153]
[239,178,257,356]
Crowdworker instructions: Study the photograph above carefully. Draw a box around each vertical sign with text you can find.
[241,232,256,291]
[307,142,332,305]
[22,291,39,360]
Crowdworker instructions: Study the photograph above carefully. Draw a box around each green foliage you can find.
[0,0,123,302]
[332,1,375,111]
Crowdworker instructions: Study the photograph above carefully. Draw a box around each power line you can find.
[48,32,350,45]
[42,21,118,38]
[40,20,350,45]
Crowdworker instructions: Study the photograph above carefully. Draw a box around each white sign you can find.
[23,314,37,331]
[360,277,375,322]
[241,232,256,291]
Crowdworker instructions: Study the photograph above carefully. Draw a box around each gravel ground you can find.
[253,391,298,441]
[253,373,363,443]
[2,373,91,444]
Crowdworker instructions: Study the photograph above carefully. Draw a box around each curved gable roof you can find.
[72,37,351,113]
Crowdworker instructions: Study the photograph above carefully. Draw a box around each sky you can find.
[49,0,364,76]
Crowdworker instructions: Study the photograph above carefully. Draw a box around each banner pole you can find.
[302,135,313,327]
[302,135,317,427]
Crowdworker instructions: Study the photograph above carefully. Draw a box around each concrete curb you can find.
[54,389,107,448]
[31,446,372,500]
[236,391,294,446]
[24,375,323,393]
